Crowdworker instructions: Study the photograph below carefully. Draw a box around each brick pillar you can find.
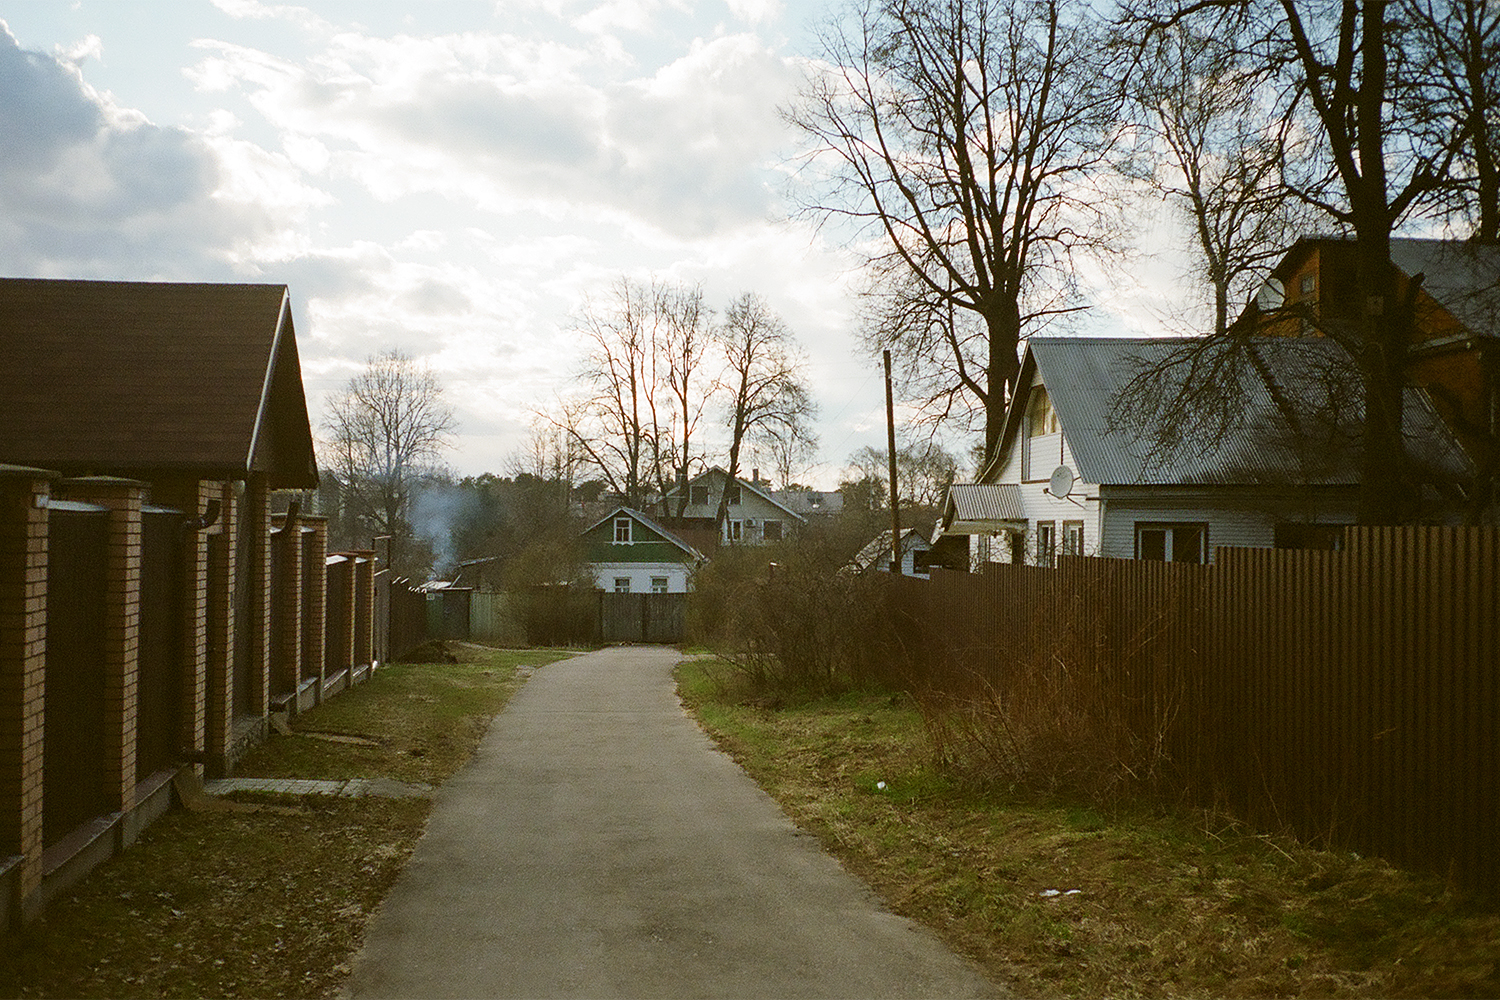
[0,468,54,924]
[301,519,327,700]
[272,510,302,702]
[353,551,375,668]
[152,480,213,775]
[246,477,270,717]
[59,478,145,815]
[205,482,235,777]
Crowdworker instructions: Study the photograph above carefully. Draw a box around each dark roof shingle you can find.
[0,278,317,487]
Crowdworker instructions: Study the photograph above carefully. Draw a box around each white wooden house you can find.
[655,467,806,548]
[936,335,1472,568]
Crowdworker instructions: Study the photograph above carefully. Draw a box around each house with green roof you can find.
[582,507,706,594]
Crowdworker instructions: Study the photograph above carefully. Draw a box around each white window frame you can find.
[1135,522,1208,564]
[1061,520,1083,558]
[613,517,632,544]
[650,576,669,594]
[1036,521,1056,567]
[727,519,743,542]
[613,577,631,593]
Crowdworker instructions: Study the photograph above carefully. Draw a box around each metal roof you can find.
[945,483,1024,523]
[1011,336,1471,488]
[1387,238,1500,338]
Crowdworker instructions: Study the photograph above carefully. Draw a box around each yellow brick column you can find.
[0,467,54,926]
[205,482,235,777]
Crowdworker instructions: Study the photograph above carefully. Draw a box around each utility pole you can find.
[884,350,901,576]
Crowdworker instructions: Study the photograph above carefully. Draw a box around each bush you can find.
[686,541,901,699]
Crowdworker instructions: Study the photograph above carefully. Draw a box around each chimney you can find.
[751,468,760,485]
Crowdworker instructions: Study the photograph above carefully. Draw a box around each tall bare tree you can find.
[551,277,717,510]
[1407,0,1500,241]
[1122,1,1468,523]
[789,0,1123,457]
[1125,22,1316,337]
[656,282,715,515]
[714,293,817,540]
[324,349,456,577]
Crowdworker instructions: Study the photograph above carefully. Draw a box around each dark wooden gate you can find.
[135,506,184,783]
[599,592,686,643]
[44,501,109,846]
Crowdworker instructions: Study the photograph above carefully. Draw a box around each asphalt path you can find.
[344,645,1003,999]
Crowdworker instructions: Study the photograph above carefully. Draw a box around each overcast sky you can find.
[1,0,1179,489]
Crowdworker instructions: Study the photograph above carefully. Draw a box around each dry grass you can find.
[678,657,1500,999]
[0,644,574,999]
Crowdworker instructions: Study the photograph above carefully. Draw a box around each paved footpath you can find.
[343,645,1003,999]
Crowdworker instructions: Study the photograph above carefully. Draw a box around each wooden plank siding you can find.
[885,526,1499,893]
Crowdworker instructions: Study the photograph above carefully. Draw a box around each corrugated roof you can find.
[1018,336,1470,487]
[947,483,1024,522]
[0,278,318,487]
[1387,238,1500,338]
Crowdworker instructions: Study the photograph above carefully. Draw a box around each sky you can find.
[0,0,1182,489]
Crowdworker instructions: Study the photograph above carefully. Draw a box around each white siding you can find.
[983,429,1102,566]
[590,561,694,593]
[1098,490,1359,562]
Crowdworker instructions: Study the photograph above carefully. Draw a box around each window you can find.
[725,484,742,505]
[690,484,711,506]
[651,576,669,594]
[1009,531,1026,565]
[613,577,631,593]
[762,519,783,541]
[1026,386,1059,437]
[1036,521,1056,567]
[613,517,632,543]
[1135,522,1207,564]
[1062,520,1083,558]
[727,519,743,542]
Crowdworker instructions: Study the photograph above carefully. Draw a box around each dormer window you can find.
[725,484,742,505]
[614,517,632,543]
[1027,386,1059,437]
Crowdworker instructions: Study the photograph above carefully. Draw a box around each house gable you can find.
[581,507,704,565]
[0,278,318,488]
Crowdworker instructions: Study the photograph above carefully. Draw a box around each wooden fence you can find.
[884,526,1499,892]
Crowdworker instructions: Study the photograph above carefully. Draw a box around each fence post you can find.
[0,467,54,926]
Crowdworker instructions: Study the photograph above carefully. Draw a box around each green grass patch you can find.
[0,643,575,999]
[235,644,574,784]
[677,657,1500,999]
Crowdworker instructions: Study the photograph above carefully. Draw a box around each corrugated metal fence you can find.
[886,526,1499,891]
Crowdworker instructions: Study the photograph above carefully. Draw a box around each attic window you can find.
[690,485,710,505]
[726,485,742,505]
[614,517,632,543]
[1027,386,1059,437]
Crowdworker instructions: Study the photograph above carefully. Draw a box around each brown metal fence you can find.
[886,526,1500,892]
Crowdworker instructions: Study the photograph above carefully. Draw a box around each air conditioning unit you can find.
[745,518,757,527]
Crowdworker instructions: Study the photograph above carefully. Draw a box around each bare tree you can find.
[789,0,1123,456]
[1124,22,1316,337]
[848,439,960,509]
[324,349,456,577]
[1121,1,1469,523]
[714,293,817,540]
[656,282,715,515]
[1407,0,1500,241]
[550,277,718,510]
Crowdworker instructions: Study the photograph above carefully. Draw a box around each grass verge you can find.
[677,657,1500,999]
[0,643,574,999]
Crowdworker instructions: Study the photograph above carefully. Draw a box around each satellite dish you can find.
[1254,277,1285,311]
[1048,466,1075,499]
